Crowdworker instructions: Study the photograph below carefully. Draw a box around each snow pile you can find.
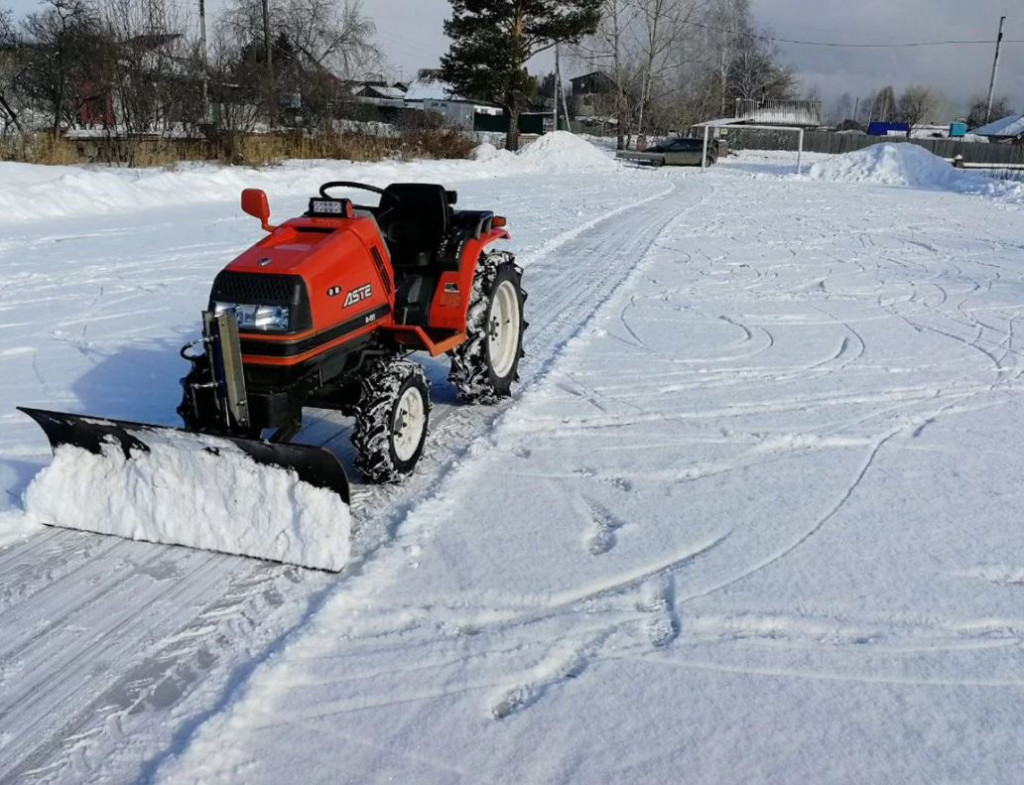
[474,133,615,172]
[807,143,1024,205]
[471,142,514,164]
[0,134,614,225]
[516,131,616,172]
[22,431,352,571]
[808,143,963,188]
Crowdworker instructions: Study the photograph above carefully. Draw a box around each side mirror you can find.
[241,188,274,232]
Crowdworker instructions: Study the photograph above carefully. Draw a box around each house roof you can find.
[973,114,1024,138]
[571,71,609,84]
[404,77,454,102]
[357,84,406,100]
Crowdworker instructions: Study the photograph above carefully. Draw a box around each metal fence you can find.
[720,128,1024,167]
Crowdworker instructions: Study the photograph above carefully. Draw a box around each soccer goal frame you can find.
[701,123,806,174]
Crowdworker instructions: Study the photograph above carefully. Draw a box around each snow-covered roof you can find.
[370,86,406,100]
[404,78,455,102]
[973,114,1024,138]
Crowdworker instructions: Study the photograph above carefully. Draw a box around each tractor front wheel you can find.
[449,252,526,403]
[352,360,431,483]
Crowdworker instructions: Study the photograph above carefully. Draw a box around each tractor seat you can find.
[382,183,453,269]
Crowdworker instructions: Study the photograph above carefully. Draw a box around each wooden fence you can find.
[720,128,1024,167]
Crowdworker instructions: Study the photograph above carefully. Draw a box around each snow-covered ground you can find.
[2,141,1024,783]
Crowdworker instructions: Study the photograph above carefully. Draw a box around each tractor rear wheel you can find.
[352,359,431,483]
[449,252,526,403]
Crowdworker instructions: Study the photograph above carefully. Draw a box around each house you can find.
[570,71,616,118]
[77,32,186,130]
[570,72,615,96]
[403,69,454,103]
[402,69,503,131]
[972,114,1024,143]
[352,82,408,103]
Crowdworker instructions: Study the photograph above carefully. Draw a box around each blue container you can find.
[949,122,968,138]
[868,122,911,136]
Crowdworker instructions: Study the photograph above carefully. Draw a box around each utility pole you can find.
[560,71,573,133]
[554,43,561,132]
[262,0,273,78]
[985,16,1006,124]
[199,0,209,123]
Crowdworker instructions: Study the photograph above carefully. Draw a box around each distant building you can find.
[399,68,503,131]
[570,71,616,118]
[352,83,407,103]
[403,70,454,103]
[868,122,911,137]
[972,114,1024,143]
[570,72,615,96]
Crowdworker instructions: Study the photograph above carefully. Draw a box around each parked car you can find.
[617,137,719,167]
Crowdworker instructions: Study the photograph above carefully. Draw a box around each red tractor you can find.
[21,182,526,509]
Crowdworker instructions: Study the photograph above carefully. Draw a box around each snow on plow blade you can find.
[18,407,352,572]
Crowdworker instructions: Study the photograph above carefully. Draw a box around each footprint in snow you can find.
[585,501,628,556]
[490,648,590,720]
[638,576,681,648]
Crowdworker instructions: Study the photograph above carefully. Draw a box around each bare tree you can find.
[574,0,639,149]
[828,92,853,126]
[967,94,1010,128]
[856,90,875,124]
[20,0,106,136]
[575,0,797,142]
[869,85,897,123]
[86,0,205,162]
[728,31,795,103]
[219,0,379,128]
[630,0,697,145]
[287,0,379,79]
[0,7,24,134]
[706,0,748,114]
[896,85,937,132]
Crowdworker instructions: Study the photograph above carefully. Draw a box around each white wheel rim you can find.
[393,386,426,463]
[488,280,521,379]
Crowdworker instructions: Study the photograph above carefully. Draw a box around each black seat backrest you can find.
[383,183,452,268]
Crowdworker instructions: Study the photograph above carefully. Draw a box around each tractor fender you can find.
[429,229,511,332]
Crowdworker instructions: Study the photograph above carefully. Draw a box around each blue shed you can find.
[868,122,911,136]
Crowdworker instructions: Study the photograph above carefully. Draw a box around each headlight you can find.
[214,302,291,332]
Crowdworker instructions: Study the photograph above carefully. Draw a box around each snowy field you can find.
[2,141,1024,783]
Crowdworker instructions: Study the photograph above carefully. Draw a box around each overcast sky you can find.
[4,0,1020,112]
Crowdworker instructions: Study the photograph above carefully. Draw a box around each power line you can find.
[690,20,1023,49]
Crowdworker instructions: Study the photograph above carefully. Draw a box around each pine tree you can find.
[442,0,601,150]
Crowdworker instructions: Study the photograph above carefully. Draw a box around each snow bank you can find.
[471,142,514,164]
[22,430,351,571]
[0,158,489,225]
[808,143,963,188]
[0,133,615,225]
[516,131,616,172]
[807,143,1024,205]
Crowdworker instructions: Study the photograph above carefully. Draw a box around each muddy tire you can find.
[449,252,527,403]
[352,359,431,483]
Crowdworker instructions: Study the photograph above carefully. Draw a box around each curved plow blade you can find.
[18,407,352,571]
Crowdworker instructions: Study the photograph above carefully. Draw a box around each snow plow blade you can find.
[18,407,353,572]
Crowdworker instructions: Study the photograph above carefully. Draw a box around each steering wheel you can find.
[319,182,401,216]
